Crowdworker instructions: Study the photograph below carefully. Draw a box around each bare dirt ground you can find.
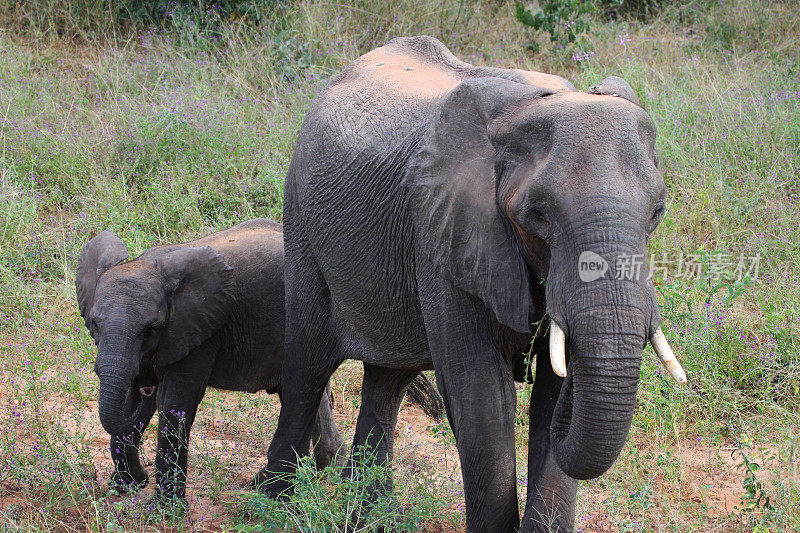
[576,437,781,532]
[0,328,772,532]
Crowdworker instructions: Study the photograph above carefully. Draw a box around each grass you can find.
[1,0,799,530]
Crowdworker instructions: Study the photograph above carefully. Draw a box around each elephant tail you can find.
[405,373,445,422]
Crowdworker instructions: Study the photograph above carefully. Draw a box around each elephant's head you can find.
[76,232,234,436]
[405,76,685,480]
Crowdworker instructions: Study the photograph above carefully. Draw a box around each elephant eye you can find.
[651,205,665,221]
[527,206,547,222]
[649,204,665,232]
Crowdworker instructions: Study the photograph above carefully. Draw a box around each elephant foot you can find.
[521,492,576,533]
[520,517,574,533]
[347,491,404,532]
[109,469,149,494]
[250,467,293,499]
[332,443,349,469]
[314,442,349,470]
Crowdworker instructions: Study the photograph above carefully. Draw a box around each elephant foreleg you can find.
[521,347,577,533]
[418,264,520,532]
[153,407,194,507]
[152,348,215,510]
[109,388,157,493]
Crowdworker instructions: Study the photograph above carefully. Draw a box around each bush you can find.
[514,0,595,48]
[598,0,677,20]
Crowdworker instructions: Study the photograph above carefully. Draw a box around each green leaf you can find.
[514,1,537,27]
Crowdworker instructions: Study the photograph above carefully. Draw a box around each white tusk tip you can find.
[651,327,687,385]
[549,322,567,378]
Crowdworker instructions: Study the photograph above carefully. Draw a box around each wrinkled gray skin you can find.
[257,37,668,532]
[76,220,346,507]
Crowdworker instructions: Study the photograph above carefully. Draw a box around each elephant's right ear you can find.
[403,77,540,333]
[76,231,129,328]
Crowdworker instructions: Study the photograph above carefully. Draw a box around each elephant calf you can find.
[76,219,346,508]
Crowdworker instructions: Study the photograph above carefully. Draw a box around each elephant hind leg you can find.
[256,327,343,496]
[347,365,418,498]
[257,220,345,496]
[310,381,347,469]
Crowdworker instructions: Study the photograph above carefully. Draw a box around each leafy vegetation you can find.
[1,0,799,530]
[230,447,449,532]
[515,0,595,49]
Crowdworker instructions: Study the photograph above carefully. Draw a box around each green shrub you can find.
[597,0,675,20]
[514,0,595,49]
[0,0,282,41]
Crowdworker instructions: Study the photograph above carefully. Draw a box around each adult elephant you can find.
[257,36,686,532]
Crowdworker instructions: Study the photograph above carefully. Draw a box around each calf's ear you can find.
[155,246,235,367]
[76,231,129,329]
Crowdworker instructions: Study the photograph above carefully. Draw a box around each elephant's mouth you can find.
[547,320,686,384]
[134,361,158,398]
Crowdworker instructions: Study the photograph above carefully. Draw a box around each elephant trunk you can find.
[546,241,653,480]
[96,334,150,437]
[549,308,643,479]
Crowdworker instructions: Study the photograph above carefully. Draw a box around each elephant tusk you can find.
[650,328,687,384]
[549,322,567,378]
[139,386,155,397]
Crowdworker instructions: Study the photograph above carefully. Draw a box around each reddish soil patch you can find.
[575,434,786,532]
[678,440,745,517]
[1,331,789,532]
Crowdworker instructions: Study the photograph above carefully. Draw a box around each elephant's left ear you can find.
[588,76,641,107]
[403,77,541,333]
[155,246,235,367]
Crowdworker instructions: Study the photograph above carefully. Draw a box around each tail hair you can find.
[405,373,445,421]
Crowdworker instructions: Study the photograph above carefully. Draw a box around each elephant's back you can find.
[139,219,283,274]
[187,219,283,270]
[282,37,572,363]
[326,37,464,106]
[325,36,572,114]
